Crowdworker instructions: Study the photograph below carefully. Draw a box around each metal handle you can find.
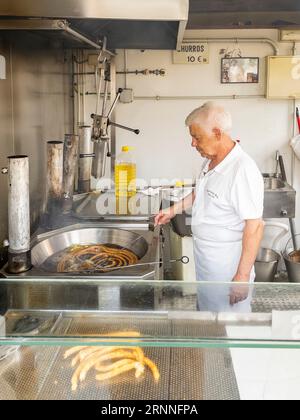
[107,88,123,120]
[82,256,190,273]
[108,121,140,135]
[170,256,190,265]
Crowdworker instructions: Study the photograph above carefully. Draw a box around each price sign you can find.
[173,43,209,65]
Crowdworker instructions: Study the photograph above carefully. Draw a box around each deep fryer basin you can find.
[31,228,149,272]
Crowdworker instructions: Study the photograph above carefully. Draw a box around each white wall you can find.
[83,29,300,247]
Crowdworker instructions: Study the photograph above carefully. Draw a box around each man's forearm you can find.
[235,220,265,281]
[171,191,196,216]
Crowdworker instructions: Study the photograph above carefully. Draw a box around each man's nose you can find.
[191,138,197,147]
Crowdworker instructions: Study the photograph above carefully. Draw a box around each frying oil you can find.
[115,146,136,198]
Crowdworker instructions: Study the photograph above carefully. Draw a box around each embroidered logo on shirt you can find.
[207,189,219,199]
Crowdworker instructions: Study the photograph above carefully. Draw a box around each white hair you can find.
[185,102,232,135]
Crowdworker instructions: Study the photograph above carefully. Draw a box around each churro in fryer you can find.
[57,244,138,273]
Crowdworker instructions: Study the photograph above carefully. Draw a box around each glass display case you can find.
[0,279,300,400]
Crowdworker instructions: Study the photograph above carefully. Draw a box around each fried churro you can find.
[65,332,160,391]
[57,244,138,273]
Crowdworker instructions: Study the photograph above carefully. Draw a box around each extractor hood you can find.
[188,0,300,29]
[0,0,189,50]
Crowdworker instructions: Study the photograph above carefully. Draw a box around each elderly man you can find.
[155,102,264,312]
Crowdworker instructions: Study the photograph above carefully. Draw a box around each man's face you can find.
[189,124,220,159]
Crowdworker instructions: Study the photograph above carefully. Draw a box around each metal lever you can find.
[107,88,123,120]
[91,89,140,140]
[108,121,140,135]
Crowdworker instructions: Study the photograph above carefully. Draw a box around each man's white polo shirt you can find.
[192,143,264,243]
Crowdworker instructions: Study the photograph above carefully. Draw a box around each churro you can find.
[66,332,160,391]
[57,244,138,273]
[95,362,140,381]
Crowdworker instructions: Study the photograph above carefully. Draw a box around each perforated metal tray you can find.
[0,312,240,400]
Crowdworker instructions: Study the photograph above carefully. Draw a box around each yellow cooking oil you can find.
[115,146,137,198]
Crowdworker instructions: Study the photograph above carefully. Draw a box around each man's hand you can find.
[229,276,250,306]
[154,192,195,227]
[229,218,264,306]
[154,208,174,226]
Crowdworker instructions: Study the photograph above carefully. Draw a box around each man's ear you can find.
[212,128,222,141]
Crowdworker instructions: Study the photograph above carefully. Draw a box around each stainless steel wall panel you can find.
[0,34,73,243]
[0,0,189,21]
[0,39,13,244]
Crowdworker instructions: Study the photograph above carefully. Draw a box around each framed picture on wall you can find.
[221,57,259,84]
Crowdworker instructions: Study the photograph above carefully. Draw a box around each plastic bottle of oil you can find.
[115,146,137,197]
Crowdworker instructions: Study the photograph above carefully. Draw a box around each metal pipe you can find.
[133,94,266,101]
[57,20,101,50]
[85,92,266,99]
[78,126,93,193]
[91,141,108,179]
[110,58,117,183]
[279,156,287,183]
[102,79,109,116]
[7,155,31,274]
[95,66,104,116]
[124,49,128,89]
[47,141,64,214]
[75,51,81,129]
[292,99,297,187]
[292,42,298,56]
[183,37,279,55]
[81,51,86,126]
[278,153,297,251]
[63,134,79,213]
[56,20,115,57]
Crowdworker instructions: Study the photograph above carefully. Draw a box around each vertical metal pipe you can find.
[78,126,93,193]
[92,140,108,179]
[63,134,79,213]
[110,58,117,185]
[279,153,297,251]
[7,155,31,274]
[47,141,64,215]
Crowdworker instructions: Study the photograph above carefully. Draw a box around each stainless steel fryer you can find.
[1,223,162,280]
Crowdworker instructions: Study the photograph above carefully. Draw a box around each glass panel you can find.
[0,280,300,348]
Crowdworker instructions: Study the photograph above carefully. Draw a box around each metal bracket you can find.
[0,18,115,56]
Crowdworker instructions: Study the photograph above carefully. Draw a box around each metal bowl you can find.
[255,248,280,283]
[31,228,149,271]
